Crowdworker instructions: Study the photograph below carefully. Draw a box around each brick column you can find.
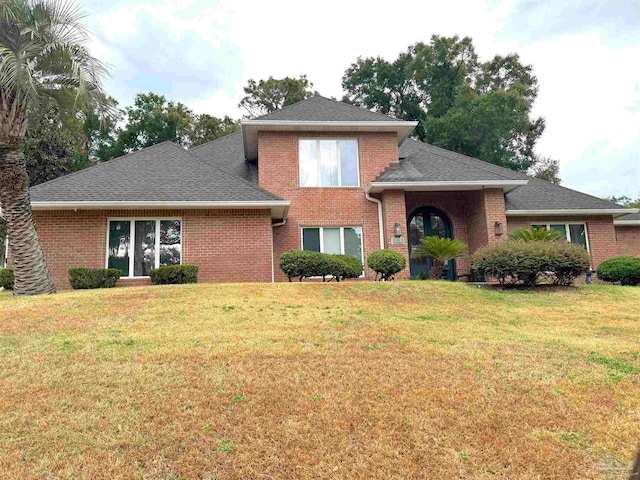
[483,188,508,245]
[381,189,410,279]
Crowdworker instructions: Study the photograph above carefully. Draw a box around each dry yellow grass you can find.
[0,282,639,479]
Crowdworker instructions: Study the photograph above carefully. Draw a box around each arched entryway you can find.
[407,207,457,280]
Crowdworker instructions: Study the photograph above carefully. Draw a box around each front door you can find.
[407,207,457,280]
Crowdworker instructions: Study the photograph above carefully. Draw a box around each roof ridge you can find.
[408,139,524,181]
[30,141,181,192]
[178,142,284,201]
[189,131,242,152]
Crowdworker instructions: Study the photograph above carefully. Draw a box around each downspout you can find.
[365,186,385,250]
[271,219,287,282]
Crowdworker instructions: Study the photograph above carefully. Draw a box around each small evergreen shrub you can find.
[148,264,199,285]
[0,268,15,290]
[68,268,121,289]
[597,256,640,286]
[279,250,362,282]
[472,240,590,286]
[367,249,407,281]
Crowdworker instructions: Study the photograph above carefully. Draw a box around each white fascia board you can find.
[613,219,640,226]
[506,208,639,217]
[367,180,528,193]
[241,120,418,128]
[31,200,291,219]
[242,120,418,161]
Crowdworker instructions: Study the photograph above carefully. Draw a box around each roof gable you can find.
[253,95,400,122]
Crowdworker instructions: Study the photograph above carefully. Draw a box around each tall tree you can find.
[189,114,240,147]
[0,0,110,295]
[103,92,193,159]
[23,96,80,186]
[239,75,315,117]
[342,35,545,172]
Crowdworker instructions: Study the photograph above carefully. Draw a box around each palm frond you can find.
[411,236,468,263]
[508,227,563,242]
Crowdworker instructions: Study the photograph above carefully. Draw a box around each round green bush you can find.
[597,256,640,286]
[0,268,14,290]
[472,240,590,286]
[367,249,407,281]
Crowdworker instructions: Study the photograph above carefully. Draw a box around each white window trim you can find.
[298,139,360,188]
[531,222,590,252]
[106,217,183,279]
[301,226,365,278]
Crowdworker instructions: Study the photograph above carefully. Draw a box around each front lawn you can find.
[0,282,639,479]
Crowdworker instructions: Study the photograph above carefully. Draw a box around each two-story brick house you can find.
[24,95,639,288]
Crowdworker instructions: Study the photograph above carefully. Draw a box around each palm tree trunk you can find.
[429,260,445,280]
[0,139,56,295]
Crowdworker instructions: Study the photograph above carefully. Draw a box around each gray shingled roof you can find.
[376,139,527,183]
[254,95,400,122]
[614,212,640,222]
[190,132,257,183]
[29,141,283,203]
[505,177,627,211]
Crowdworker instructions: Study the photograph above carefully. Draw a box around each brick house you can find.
[20,95,640,288]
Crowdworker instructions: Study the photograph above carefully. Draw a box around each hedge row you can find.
[149,264,199,285]
[472,240,590,286]
[279,250,362,282]
[68,268,121,289]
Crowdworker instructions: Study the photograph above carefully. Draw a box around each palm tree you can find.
[0,0,109,294]
[508,227,563,242]
[412,236,467,280]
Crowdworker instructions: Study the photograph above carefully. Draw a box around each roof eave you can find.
[30,200,291,220]
[506,208,639,218]
[366,180,528,193]
[241,120,418,161]
[614,219,640,226]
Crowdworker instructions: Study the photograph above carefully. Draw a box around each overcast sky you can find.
[83,0,640,199]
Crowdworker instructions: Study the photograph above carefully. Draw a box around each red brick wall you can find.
[615,226,640,255]
[258,131,400,280]
[381,190,409,279]
[29,209,273,289]
[506,215,618,268]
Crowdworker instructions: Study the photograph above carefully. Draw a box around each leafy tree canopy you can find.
[603,195,640,208]
[528,155,561,184]
[239,75,315,117]
[342,35,545,171]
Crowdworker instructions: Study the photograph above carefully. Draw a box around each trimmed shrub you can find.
[597,256,640,286]
[327,254,363,281]
[367,249,407,281]
[279,250,362,282]
[472,240,590,286]
[69,268,121,289]
[149,264,199,285]
[0,268,14,290]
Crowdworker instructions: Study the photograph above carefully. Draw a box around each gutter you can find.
[505,208,639,217]
[29,200,291,209]
[614,219,640,226]
[365,185,385,250]
[271,219,287,282]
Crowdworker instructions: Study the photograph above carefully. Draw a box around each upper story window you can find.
[299,139,359,187]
